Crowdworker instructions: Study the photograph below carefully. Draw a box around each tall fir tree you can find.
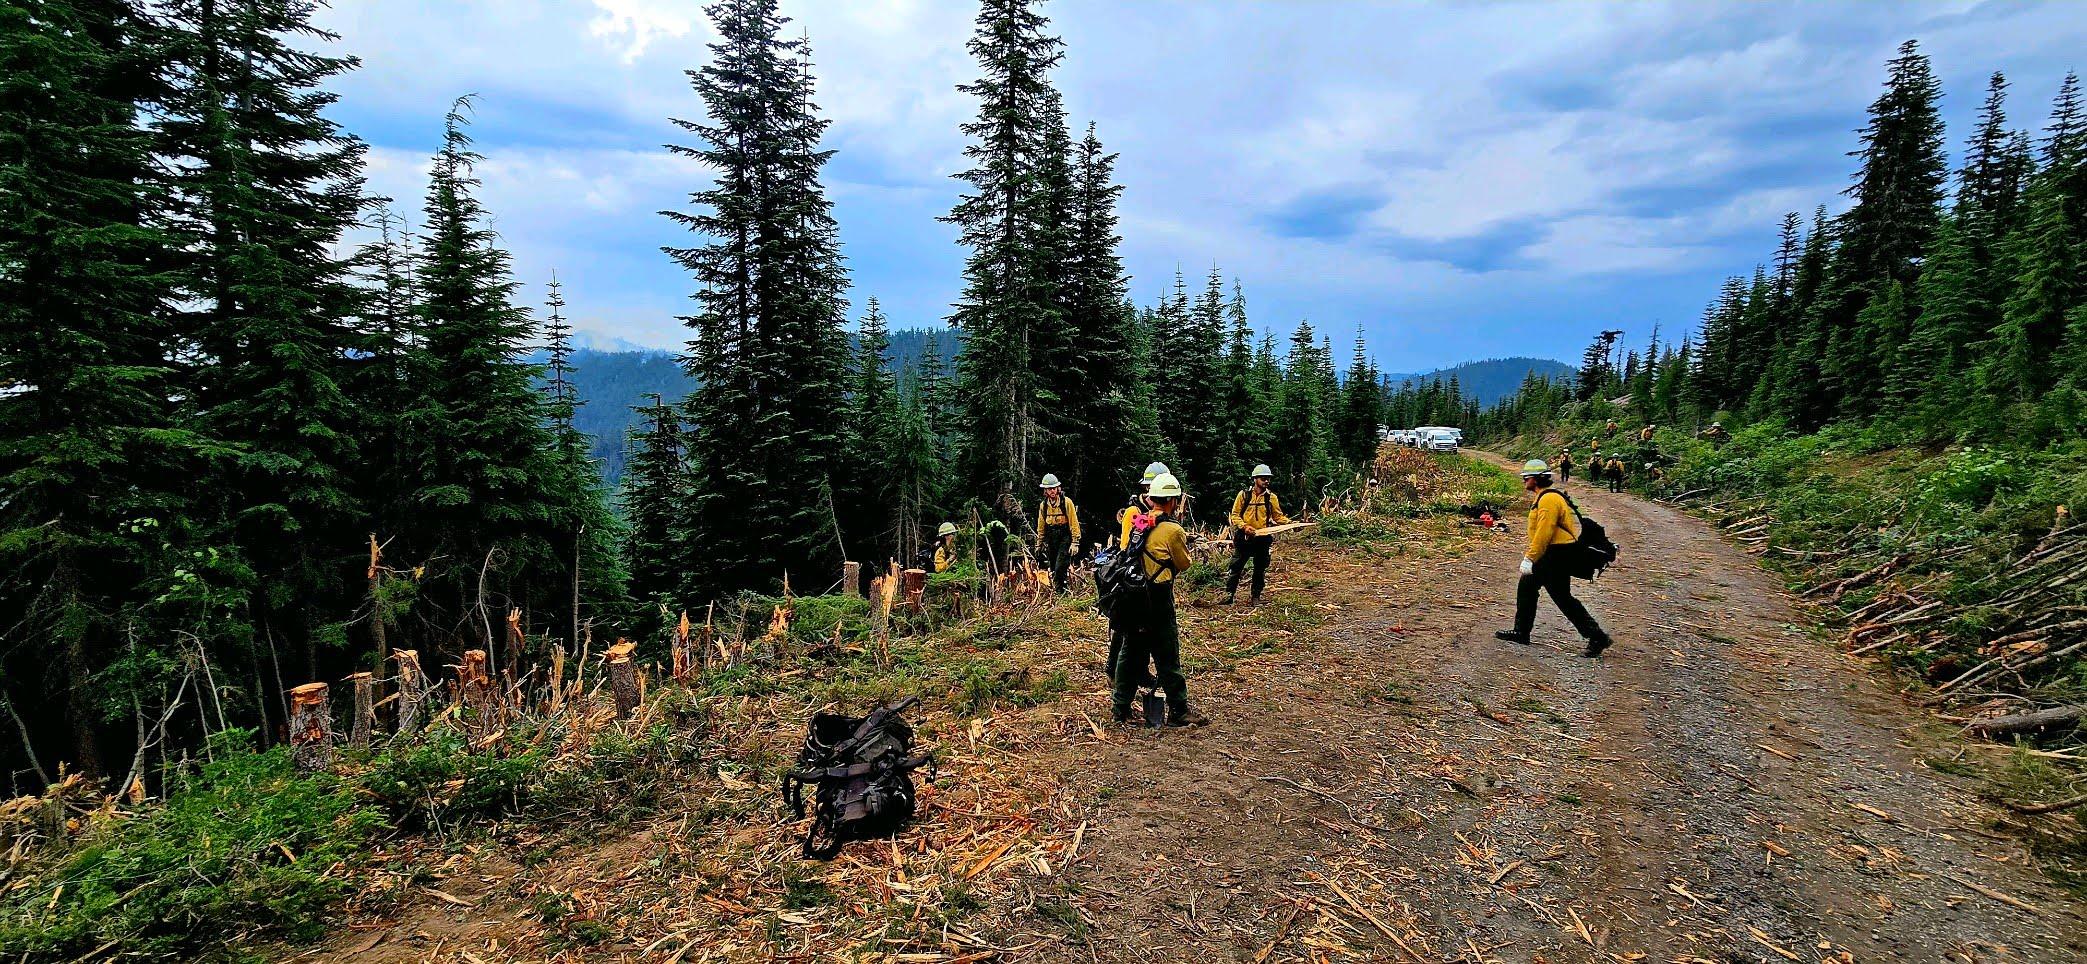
[665,0,852,595]
[407,101,569,665]
[1817,40,1948,419]
[839,299,902,565]
[1052,124,1143,522]
[158,0,371,676]
[0,0,194,774]
[945,0,1066,510]
[538,279,626,646]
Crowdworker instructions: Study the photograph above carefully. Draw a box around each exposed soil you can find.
[1058,453,2086,963]
[298,454,2086,963]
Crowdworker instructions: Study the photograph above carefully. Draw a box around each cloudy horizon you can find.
[319,0,2087,371]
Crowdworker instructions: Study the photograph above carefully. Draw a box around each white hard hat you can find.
[1148,472,1184,499]
[1251,464,1273,478]
[1520,459,1551,478]
[1142,461,1169,484]
[937,522,958,538]
[1040,473,1060,488]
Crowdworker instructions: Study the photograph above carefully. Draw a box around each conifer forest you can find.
[6,1,2087,960]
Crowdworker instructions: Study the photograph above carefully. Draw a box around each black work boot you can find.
[1223,591,1237,605]
[1582,634,1613,658]
[1110,705,1132,724]
[1494,630,1531,645]
[1168,707,1210,727]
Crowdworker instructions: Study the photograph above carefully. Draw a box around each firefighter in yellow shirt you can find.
[1224,464,1289,605]
[1117,461,1168,547]
[1035,473,1081,594]
[1495,460,1611,657]
[931,522,959,574]
[1111,473,1207,727]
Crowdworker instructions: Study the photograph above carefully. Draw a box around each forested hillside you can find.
[542,331,960,484]
[1384,357,1573,408]
[1470,43,2087,821]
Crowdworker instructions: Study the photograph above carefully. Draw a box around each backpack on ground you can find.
[1548,490,1619,579]
[781,699,933,860]
[1094,514,1158,619]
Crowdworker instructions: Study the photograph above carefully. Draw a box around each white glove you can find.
[1519,558,1534,576]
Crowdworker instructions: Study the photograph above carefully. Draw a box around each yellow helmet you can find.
[1148,472,1184,499]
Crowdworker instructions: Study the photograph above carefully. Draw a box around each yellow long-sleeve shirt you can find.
[1229,487,1289,532]
[1139,518,1192,584]
[1037,495,1081,543]
[1525,488,1579,563]
[932,541,957,573]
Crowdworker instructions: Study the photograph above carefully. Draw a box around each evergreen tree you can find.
[1052,124,1142,524]
[1958,72,2032,231]
[407,101,568,664]
[349,209,422,541]
[621,395,684,613]
[666,0,852,595]
[1817,40,1948,418]
[1271,321,1332,499]
[1986,183,2078,400]
[0,0,193,773]
[538,280,626,645]
[945,0,1065,508]
[840,299,902,564]
[1336,330,1383,464]
[158,0,371,675]
[1221,281,1271,480]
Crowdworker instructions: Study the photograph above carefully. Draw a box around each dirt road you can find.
[1060,455,2086,963]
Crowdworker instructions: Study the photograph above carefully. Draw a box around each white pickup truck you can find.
[1415,426,1462,452]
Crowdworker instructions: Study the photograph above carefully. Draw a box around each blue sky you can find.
[318,0,2087,371]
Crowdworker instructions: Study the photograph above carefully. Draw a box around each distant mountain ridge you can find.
[1386,357,1571,406]
[543,329,959,485]
[549,340,1567,485]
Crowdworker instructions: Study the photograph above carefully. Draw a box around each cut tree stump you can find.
[607,640,640,719]
[843,561,862,597]
[289,682,334,771]
[393,649,430,735]
[904,568,928,613]
[457,648,492,715]
[671,611,694,681]
[346,672,376,747]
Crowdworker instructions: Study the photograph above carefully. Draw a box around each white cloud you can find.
[589,0,699,63]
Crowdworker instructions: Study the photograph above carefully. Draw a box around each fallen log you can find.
[1964,705,2084,738]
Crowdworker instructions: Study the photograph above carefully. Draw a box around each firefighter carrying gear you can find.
[1525,486,1579,563]
[1110,490,1201,725]
[1036,489,1080,595]
[1226,480,1291,603]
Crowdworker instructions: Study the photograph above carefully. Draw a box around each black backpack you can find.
[1546,490,1618,579]
[1093,515,1158,618]
[781,699,933,860]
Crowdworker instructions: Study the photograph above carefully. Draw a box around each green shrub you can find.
[0,731,383,958]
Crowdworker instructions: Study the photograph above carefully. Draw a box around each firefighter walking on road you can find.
[1112,472,1208,727]
[1225,464,1290,606]
[1035,473,1081,594]
[1495,460,1612,657]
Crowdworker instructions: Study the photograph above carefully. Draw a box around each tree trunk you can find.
[606,640,639,720]
[393,649,429,735]
[346,673,375,748]
[1966,705,2084,738]
[288,683,333,772]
